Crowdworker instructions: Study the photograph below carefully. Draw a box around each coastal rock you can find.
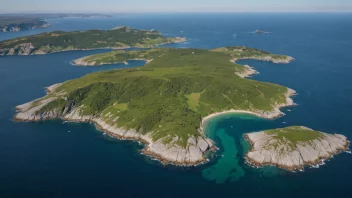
[236,55,294,64]
[236,65,259,78]
[45,83,63,94]
[245,126,350,171]
[72,56,97,66]
[14,97,58,121]
[1,43,35,56]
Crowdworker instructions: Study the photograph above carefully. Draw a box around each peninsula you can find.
[0,16,48,32]
[245,126,350,171]
[0,14,112,33]
[14,46,296,166]
[0,26,185,56]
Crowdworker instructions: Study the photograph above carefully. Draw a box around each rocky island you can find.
[245,126,350,171]
[0,26,185,56]
[255,30,265,34]
[14,46,296,166]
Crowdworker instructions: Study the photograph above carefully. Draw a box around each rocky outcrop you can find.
[261,55,294,64]
[94,118,214,165]
[236,65,259,78]
[14,97,59,121]
[72,57,97,66]
[233,55,294,64]
[45,83,63,94]
[245,127,350,171]
[1,43,35,56]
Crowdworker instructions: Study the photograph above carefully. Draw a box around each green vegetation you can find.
[212,46,290,61]
[0,26,181,55]
[265,126,324,144]
[185,93,202,112]
[38,98,67,113]
[34,47,291,146]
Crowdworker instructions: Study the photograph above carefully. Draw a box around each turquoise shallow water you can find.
[202,113,285,183]
[1,13,352,197]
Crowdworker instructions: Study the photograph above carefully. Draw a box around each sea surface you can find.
[0,13,352,198]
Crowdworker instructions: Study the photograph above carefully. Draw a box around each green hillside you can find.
[0,26,183,55]
[28,47,292,146]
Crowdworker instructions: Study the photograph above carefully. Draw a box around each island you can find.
[249,30,272,34]
[14,46,297,165]
[0,14,112,33]
[0,26,185,56]
[245,126,350,171]
[0,16,48,32]
[255,30,266,34]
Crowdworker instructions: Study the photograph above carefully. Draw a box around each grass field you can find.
[265,126,324,144]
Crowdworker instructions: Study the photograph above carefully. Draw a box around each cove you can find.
[201,113,287,183]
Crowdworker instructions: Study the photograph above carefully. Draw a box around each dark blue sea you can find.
[0,13,352,198]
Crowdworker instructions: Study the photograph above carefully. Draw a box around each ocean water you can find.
[1,13,352,197]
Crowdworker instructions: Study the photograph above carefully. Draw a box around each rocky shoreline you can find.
[236,65,259,78]
[13,83,214,166]
[14,108,215,166]
[72,57,153,67]
[232,55,294,64]
[244,127,350,171]
[14,83,296,166]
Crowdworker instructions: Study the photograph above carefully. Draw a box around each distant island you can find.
[250,30,272,34]
[14,44,297,166]
[245,126,349,171]
[0,16,48,32]
[0,14,112,33]
[0,26,185,56]
[255,30,266,34]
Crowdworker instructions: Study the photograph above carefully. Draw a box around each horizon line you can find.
[1,11,352,14]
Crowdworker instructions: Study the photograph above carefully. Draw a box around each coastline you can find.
[72,57,153,67]
[236,65,259,78]
[13,83,296,167]
[14,113,215,167]
[231,55,295,65]
[201,88,296,126]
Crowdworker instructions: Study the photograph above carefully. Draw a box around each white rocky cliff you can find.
[245,127,350,171]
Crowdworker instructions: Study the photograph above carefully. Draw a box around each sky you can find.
[1,0,352,13]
